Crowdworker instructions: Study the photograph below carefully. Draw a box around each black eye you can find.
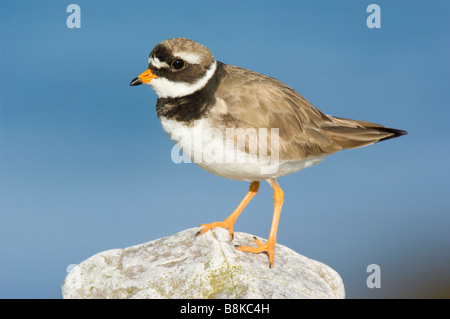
[171,59,186,70]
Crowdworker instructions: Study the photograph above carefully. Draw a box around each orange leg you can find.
[196,181,260,239]
[236,178,284,268]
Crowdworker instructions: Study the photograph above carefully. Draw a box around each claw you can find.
[235,237,275,268]
[196,222,234,239]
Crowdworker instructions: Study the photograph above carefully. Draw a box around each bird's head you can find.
[130,38,217,99]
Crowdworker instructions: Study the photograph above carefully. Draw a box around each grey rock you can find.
[62,227,345,299]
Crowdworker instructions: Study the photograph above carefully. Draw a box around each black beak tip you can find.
[130,77,142,86]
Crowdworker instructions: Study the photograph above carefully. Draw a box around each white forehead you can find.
[149,56,169,69]
[149,51,203,69]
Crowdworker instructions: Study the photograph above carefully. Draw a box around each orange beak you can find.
[130,68,158,86]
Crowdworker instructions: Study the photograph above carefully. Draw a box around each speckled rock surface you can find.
[62,227,345,299]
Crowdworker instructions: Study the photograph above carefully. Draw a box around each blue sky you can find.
[1,0,449,298]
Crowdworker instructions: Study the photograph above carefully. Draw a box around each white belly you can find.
[159,116,326,181]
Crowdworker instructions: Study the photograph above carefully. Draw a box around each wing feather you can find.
[210,63,405,160]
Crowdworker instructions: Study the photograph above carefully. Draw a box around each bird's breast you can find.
[158,116,325,181]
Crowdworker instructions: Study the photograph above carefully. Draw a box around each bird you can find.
[130,37,406,268]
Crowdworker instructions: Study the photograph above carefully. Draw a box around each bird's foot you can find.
[195,221,235,239]
[235,236,275,268]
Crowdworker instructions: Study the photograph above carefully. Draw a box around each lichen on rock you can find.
[62,227,345,299]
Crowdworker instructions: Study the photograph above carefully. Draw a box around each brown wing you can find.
[210,63,406,161]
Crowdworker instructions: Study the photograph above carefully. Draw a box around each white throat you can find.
[149,61,217,99]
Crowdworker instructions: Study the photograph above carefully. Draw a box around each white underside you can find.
[160,116,326,181]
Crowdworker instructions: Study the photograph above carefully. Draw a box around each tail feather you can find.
[322,116,407,150]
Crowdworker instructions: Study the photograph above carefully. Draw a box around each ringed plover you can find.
[130,38,406,268]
